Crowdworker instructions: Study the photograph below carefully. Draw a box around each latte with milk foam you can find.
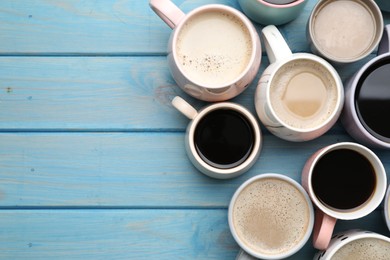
[331,237,390,260]
[175,9,253,87]
[232,177,311,255]
[270,59,339,130]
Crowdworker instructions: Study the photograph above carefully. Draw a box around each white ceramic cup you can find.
[301,142,387,250]
[254,25,344,142]
[341,24,390,149]
[307,0,383,63]
[149,0,261,102]
[314,230,390,259]
[229,173,314,259]
[171,96,261,179]
[384,184,390,232]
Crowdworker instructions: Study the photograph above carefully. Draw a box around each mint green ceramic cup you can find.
[238,0,307,26]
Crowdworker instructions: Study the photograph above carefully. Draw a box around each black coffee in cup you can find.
[194,109,255,169]
[356,59,390,142]
[312,148,376,210]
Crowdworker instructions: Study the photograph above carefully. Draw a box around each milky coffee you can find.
[270,59,338,129]
[312,0,376,61]
[331,237,390,260]
[232,178,311,255]
[175,10,253,87]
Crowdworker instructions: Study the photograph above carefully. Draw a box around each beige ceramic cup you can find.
[307,0,383,63]
[149,0,261,101]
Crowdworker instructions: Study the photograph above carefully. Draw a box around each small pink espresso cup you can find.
[149,0,261,102]
[301,142,387,250]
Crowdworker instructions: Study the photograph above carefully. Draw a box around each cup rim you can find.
[308,0,384,63]
[265,53,344,133]
[187,102,261,176]
[306,142,387,220]
[384,184,390,231]
[228,173,314,259]
[257,0,306,8]
[345,53,390,148]
[171,4,260,89]
[321,230,390,259]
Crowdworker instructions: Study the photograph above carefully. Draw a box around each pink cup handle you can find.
[149,0,185,29]
[313,209,337,250]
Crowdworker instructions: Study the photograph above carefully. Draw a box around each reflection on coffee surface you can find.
[176,10,253,86]
[270,59,338,129]
[312,149,376,210]
[312,0,376,60]
[331,237,390,260]
[232,178,310,255]
[357,60,390,141]
[194,109,254,169]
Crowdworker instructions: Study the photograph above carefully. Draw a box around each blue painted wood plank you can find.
[1,0,388,55]
[0,55,375,131]
[0,209,388,259]
[1,132,389,208]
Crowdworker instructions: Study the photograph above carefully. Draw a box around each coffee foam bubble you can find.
[270,59,338,130]
[232,178,310,255]
[176,10,252,87]
[331,237,390,260]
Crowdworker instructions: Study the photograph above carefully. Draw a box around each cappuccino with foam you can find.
[175,9,253,87]
[331,237,390,260]
[230,176,312,256]
[270,59,339,130]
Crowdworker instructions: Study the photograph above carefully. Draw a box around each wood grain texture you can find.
[1,0,390,259]
[0,55,377,131]
[0,209,388,260]
[1,132,389,208]
[0,0,388,55]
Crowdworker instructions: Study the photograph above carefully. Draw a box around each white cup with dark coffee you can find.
[301,142,387,250]
[229,173,314,259]
[341,24,390,149]
[171,96,262,179]
[255,25,344,142]
[314,229,390,260]
[149,0,261,102]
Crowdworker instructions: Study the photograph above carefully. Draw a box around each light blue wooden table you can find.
[1,0,390,259]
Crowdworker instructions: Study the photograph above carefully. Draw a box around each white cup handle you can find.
[149,0,185,29]
[261,25,292,64]
[172,96,198,120]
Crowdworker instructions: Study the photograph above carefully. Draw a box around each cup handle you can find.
[261,25,292,64]
[378,24,390,55]
[172,96,198,120]
[313,209,337,250]
[149,0,185,29]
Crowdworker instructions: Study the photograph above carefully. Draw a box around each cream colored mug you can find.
[149,0,261,102]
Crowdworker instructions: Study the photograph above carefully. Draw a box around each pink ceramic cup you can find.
[149,0,261,102]
[301,142,387,250]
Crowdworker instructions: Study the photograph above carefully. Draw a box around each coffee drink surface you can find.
[331,237,390,260]
[270,59,338,129]
[194,108,254,169]
[232,178,311,255]
[356,60,390,142]
[176,10,253,87]
[312,0,376,61]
